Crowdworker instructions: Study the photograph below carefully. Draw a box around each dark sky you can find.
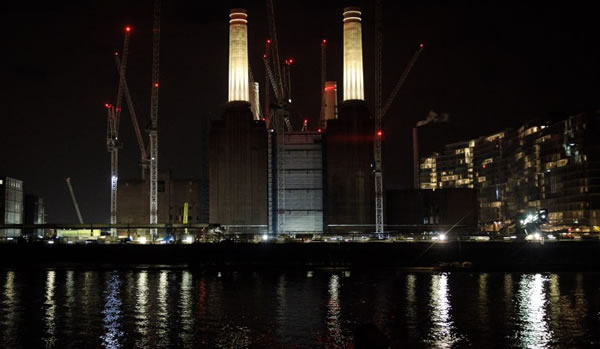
[2,0,599,223]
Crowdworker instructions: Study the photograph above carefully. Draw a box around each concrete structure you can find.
[209,102,268,230]
[0,177,23,238]
[324,101,374,232]
[118,170,206,227]
[342,7,364,101]
[24,195,45,237]
[386,188,478,234]
[276,132,324,234]
[228,9,249,102]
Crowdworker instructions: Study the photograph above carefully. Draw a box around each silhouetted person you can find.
[354,323,390,349]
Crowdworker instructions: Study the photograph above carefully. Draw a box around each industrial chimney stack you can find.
[228,9,249,102]
[342,7,365,101]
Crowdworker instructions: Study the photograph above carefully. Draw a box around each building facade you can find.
[118,170,206,227]
[24,195,45,237]
[0,177,24,237]
[275,132,324,234]
[419,112,600,232]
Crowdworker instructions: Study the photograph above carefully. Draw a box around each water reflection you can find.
[276,274,288,337]
[427,273,460,348]
[327,274,343,345]
[2,271,17,343]
[180,271,193,345]
[514,274,552,348]
[157,270,169,342]
[405,274,417,327]
[134,271,149,347]
[65,271,75,329]
[44,270,56,347]
[101,271,123,348]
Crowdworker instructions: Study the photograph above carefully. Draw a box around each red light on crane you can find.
[114,52,119,56]
[322,39,327,44]
[266,39,271,44]
[419,43,424,48]
[153,82,159,88]
[377,130,383,137]
[288,58,294,64]
[125,26,132,32]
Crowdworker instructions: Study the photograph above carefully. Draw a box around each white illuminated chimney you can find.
[342,7,364,101]
[228,9,249,102]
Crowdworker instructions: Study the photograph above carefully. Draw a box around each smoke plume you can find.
[416,110,449,127]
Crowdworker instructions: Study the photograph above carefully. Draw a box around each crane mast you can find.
[373,0,424,237]
[374,0,384,237]
[107,26,131,236]
[149,0,161,239]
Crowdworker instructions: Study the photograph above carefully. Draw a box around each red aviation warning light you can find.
[377,130,383,137]
[125,26,132,32]
[153,82,159,88]
[114,52,119,56]
[419,43,424,48]
[322,39,327,44]
[317,128,322,134]
[266,39,271,44]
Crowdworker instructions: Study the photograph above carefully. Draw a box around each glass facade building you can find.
[419,112,600,233]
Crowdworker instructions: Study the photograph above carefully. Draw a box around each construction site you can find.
[58,0,425,244]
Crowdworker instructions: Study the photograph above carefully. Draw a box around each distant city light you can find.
[262,234,268,241]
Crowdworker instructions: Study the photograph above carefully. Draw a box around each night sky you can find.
[2,1,599,223]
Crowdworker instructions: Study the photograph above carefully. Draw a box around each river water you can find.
[1,269,599,348]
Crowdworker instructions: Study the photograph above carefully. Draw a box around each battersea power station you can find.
[208,7,375,236]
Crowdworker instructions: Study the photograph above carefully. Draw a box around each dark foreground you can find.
[1,241,599,271]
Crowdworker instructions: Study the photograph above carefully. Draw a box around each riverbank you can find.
[1,241,599,271]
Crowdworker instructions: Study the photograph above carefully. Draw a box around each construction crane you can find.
[320,39,327,128]
[65,178,84,224]
[149,0,161,239]
[107,25,131,236]
[264,0,294,235]
[373,0,424,237]
[115,54,148,179]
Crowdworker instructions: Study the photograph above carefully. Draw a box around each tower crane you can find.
[107,25,131,236]
[65,178,84,224]
[149,0,161,239]
[373,0,424,236]
[320,39,327,128]
[264,0,295,234]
